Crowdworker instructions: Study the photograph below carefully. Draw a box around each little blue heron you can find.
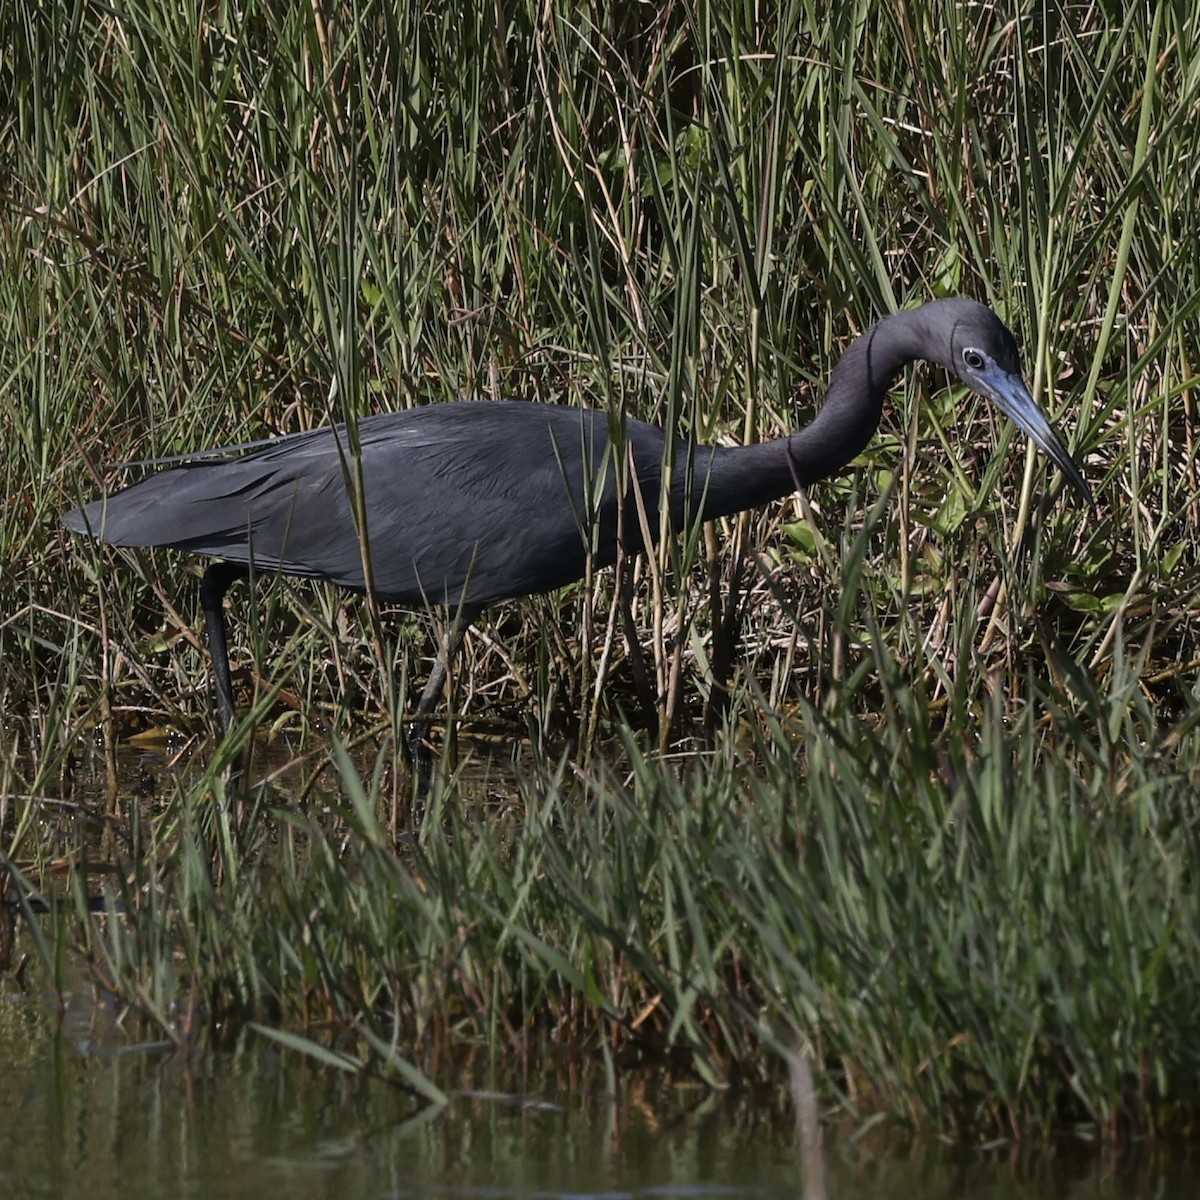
[62,299,1091,760]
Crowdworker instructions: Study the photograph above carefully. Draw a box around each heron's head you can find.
[921,299,1092,504]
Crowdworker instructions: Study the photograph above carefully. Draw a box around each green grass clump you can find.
[3,0,1200,1143]
[42,634,1200,1141]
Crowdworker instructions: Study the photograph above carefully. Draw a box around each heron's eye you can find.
[962,348,986,371]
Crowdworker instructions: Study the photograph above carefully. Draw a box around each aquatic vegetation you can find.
[4,0,1200,1143]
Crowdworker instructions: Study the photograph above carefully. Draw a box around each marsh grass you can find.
[44,630,1200,1140]
[4,0,1200,1139]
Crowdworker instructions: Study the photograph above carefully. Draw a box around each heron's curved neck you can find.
[681,309,927,523]
[788,307,926,485]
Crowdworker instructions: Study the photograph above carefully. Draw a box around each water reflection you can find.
[1,926,1196,1200]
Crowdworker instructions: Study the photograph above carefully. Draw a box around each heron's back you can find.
[62,401,673,608]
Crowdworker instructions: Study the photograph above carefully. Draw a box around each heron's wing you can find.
[62,424,362,564]
[62,403,664,607]
[355,403,651,604]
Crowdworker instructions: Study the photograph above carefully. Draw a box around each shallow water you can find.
[1,924,1196,1200]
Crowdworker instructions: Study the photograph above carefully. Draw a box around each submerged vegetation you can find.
[3,0,1200,1141]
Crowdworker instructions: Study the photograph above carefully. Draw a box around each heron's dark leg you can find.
[200,562,246,736]
[405,604,480,773]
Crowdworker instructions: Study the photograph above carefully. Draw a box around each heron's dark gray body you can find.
[62,299,1091,757]
[66,402,702,607]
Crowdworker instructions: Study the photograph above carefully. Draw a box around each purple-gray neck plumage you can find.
[673,308,930,524]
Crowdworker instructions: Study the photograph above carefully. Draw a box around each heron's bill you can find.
[984,373,1092,505]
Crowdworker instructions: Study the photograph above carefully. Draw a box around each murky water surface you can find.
[0,924,1193,1200]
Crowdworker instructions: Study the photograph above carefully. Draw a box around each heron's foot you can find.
[405,720,435,788]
